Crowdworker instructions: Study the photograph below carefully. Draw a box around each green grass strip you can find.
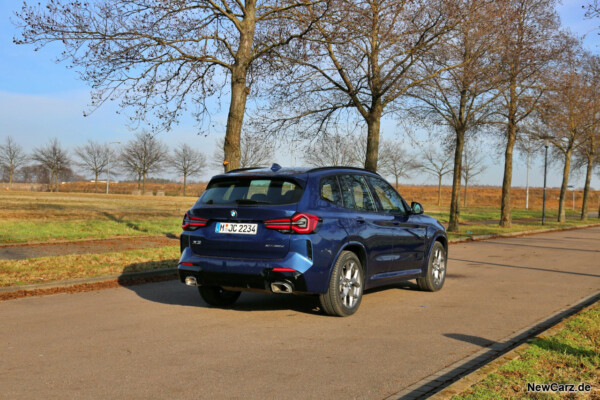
[452,303,600,399]
[0,217,181,244]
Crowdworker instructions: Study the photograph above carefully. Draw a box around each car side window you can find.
[320,176,343,207]
[339,175,377,212]
[366,176,407,215]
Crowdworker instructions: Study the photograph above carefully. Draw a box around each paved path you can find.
[0,236,177,260]
[1,227,599,399]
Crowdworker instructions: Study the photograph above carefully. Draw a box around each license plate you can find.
[215,222,258,235]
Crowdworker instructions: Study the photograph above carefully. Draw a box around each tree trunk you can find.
[137,173,141,190]
[8,167,13,189]
[142,173,146,193]
[223,4,256,172]
[580,153,593,221]
[463,176,469,207]
[448,126,465,232]
[94,172,99,193]
[438,175,442,206]
[183,173,187,197]
[395,175,398,190]
[557,147,573,223]
[500,110,517,228]
[525,152,530,210]
[224,66,249,172]
[364,105,383,172]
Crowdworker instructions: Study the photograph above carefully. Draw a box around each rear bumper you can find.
[177,247,313,294]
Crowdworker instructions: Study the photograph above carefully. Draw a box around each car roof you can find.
[213,165,380,179]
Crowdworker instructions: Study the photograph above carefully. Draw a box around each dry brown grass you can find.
[397,185,599,211]
[5,181,598,212]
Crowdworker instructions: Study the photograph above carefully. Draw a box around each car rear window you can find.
[199,178,304,205]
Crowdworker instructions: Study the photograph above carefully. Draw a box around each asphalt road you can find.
[1,227,599,399]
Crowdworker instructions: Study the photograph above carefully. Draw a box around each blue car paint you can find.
[178,166,447,295]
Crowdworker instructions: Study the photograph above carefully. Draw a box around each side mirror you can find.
[411,202,424,215]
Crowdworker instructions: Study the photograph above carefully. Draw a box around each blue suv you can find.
[178,164,447,316]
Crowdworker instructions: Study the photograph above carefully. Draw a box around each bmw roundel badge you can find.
[230,210,237,218]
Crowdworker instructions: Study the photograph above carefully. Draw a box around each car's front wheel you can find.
[319,251,363,317]
[417,241,447,292]
[198,285,241,307]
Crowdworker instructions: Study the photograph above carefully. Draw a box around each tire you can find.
[319,251,363,317]
[198,285,241,307]
[417,241,447,292]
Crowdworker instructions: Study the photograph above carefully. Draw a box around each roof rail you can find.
[307,166,380,175]
[225,166,265,174]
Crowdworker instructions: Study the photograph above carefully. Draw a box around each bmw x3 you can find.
[178,164,448,316]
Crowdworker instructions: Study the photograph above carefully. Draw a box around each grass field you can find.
[451,303,600,399]
[0,191,597,244]
[0,190,597,288]
[0,191,196,243]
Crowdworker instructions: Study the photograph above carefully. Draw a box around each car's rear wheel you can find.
[198,285,241,307]
[319,251,363,317]
[417,241,446,292]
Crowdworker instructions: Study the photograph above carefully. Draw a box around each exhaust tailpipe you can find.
[185,276,198,286]
[271,282,293,294]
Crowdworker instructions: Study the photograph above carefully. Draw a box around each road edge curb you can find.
[0,268,178,301]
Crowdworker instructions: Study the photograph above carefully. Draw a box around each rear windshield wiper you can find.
[235,199,269,205]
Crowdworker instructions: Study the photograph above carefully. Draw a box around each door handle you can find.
[355,216,365,223]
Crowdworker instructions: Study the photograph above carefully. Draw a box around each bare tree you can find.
[496,0,562,227]
[409,0,502,231]
[212,132,275,171]
[258,0,458,172]
[461,142,486,207]
[539,45,590,223]
[0,136,28,189]
[119,133,169,192]
[18,165,39,183]
[378,140,418,188]
[574,55,600,221]
[15,0,323,171]
[171,144,207,196]
[74,140,112,192]
[419,146,453,206]
[303,133,363,168]
[31,138,70,192]
[585,1,600,19]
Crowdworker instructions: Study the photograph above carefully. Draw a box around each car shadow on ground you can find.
[122,278,324,315]
[118,262,422,315]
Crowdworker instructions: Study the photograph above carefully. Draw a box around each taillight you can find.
[182,212,208,231]
[264,213,319,234]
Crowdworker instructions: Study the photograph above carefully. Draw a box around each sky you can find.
[0,0,599,189]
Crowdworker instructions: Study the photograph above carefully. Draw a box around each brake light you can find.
[182,212,208,230]
[264,213,319,234]
[272,267,297,272]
